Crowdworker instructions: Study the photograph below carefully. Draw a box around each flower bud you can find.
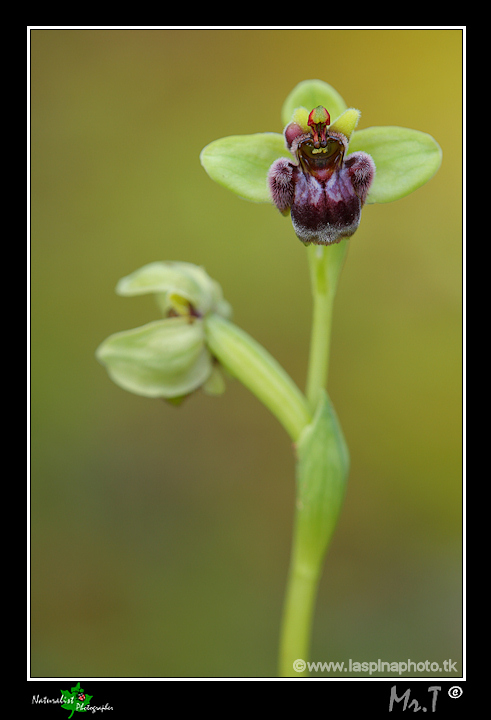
[116,261,232,320]
[96,262,231,400]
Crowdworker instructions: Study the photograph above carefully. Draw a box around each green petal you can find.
[328,108,360,142]
[200,132,288,203]
[281,80,347,128]
[348,126,442,204]
[96,317,212,398]
[116,261,231,318]
[290,107,310,133]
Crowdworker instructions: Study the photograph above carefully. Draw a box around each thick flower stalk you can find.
[97,79,442,679]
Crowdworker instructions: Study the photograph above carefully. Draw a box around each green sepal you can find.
[293,391,349,571]
[349,126,442,204]
[164,395,188,406]
[202,364,226,396]
[116,261,232,319]
[200,132,289,203]
[281,79,348,129]
[96,317,212,398]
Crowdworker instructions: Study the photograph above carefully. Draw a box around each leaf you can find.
[281,79,348,128]
[96,317,212,398]
[294,391,349,569]
[349,126,442,204]
[200,132,288,203]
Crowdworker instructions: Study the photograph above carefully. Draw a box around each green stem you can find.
[278,548,320,677]
[305,242,349,412]
[204,313,312,443]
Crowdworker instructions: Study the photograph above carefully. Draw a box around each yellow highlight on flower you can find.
[328,108,361,142]
[290,107,310,133]
[290,106,361,142]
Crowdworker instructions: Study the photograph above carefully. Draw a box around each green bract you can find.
[294,390,349,571]
[96,262,231,400]
[279,389,350,676]
[200,79,442,207]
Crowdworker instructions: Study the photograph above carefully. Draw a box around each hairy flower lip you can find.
[269,106,375,245]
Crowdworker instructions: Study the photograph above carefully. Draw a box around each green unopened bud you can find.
[116,261,232,320]
[96,262,231,400]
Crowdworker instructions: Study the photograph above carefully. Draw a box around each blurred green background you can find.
[31,29,462,678]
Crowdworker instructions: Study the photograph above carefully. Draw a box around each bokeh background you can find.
[31,29,462,678]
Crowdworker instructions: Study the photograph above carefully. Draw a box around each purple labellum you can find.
[268,107,375,245]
